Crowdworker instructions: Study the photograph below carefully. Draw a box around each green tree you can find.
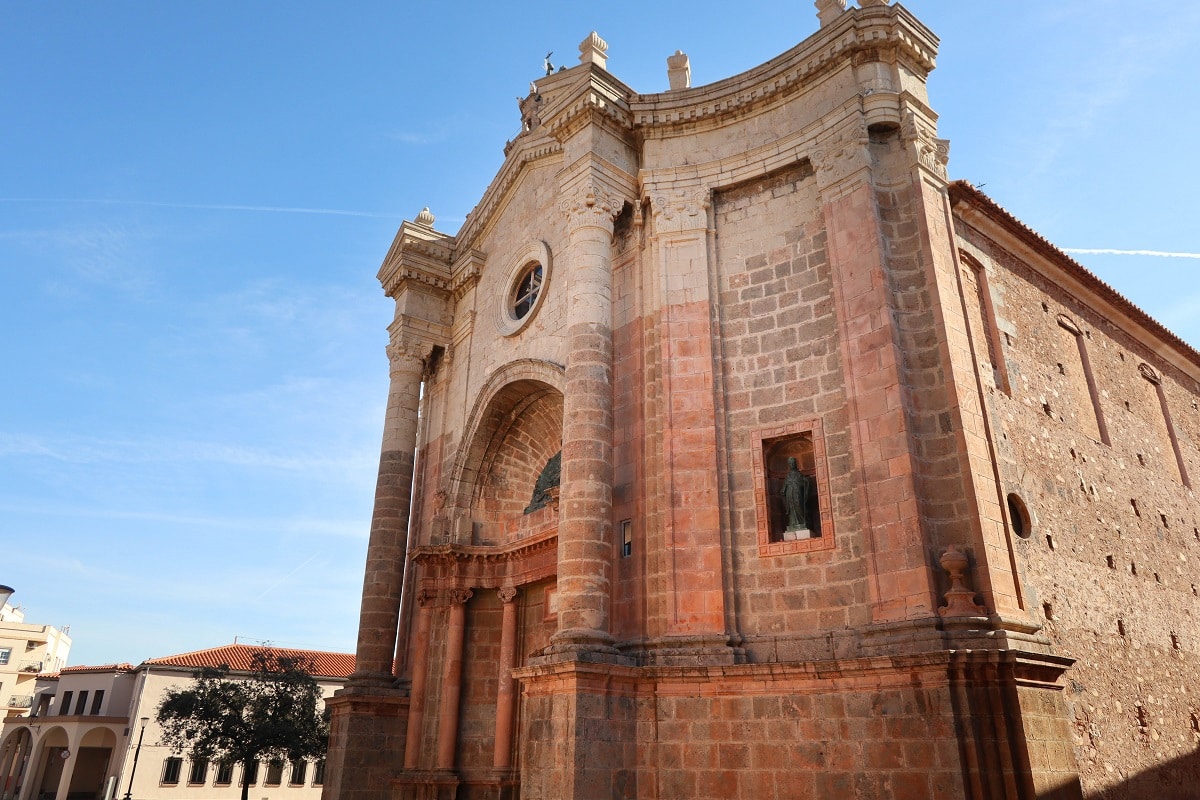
[156,652,329,800]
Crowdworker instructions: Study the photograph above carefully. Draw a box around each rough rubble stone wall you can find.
[957,220,1200,798]
[712,161,868,658]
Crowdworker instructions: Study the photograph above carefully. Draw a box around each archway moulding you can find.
[443,359,565,532]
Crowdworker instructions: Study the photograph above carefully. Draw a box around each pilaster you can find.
[640,180,733,661]
[813,111,937,624]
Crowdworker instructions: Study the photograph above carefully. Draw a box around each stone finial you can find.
[937,545,986,617]
[415,207,436,227]
[667,50,691,91]
[578,31,608,69]
[815,0,847,26]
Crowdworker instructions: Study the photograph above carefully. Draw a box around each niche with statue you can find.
[764,433,821,541]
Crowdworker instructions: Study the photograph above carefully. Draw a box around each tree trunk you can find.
[240,759,252,800]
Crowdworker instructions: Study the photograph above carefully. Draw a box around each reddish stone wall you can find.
[611,215,647,641]
[458,592,503,774]
[516,661,981,800]
[956,218,1200,797]
[711,162,869,657]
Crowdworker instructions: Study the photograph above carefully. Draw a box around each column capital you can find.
[448,588,474,605]
[900,110,950,184]
[559,181,624,232]
[647,185,711,235]
[386,335,428,366]
[497,587,518,604]
[416,589,437,608]
[812,116,872,200]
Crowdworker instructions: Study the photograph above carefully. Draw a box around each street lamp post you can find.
[121,717,149,800]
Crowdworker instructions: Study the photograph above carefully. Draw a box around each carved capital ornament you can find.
[560,183,623,230]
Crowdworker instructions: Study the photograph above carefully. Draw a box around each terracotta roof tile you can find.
[145,644,355,679]
[59,663,136,674]
[949,181,1200,371]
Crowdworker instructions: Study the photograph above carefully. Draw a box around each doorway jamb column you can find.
[435,588,472,770]
[492,587,519,768]
[402,590,436,769]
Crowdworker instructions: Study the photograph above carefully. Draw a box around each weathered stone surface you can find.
[325,5,1200,800]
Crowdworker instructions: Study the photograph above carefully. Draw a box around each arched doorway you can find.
[66,729,116,800]
[0,728,34,800]
[27,726,68,800]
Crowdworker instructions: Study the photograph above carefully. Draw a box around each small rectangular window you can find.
[162,757,182,785]
[74,691,89,715]
[0,648,10,665]
[621,519,632,558]
[241,761,259,787]
[312,760,325,787]
[90,690,105,715]
[58,691,73,715]
[264,760,283,787]
[215,762,234,785]
[188,758,208,785]
[289,761,307,786]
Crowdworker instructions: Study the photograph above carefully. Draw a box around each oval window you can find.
[511,263,543,320]
[1007,492,1032,539]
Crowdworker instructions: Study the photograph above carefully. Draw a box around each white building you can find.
[0,645,351,800]
[0,589,71,721]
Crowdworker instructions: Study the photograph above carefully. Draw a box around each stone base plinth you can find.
[322,685,409,800]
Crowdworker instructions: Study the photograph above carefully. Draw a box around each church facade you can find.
[322,2,1200,798]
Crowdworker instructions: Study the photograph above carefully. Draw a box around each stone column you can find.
[551,182,623,654]
[350,335,427,686]
[403,590,436,769]
[435,588,472,770]
[492,587,519,768]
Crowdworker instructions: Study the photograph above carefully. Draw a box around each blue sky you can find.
[3,1,1198,667]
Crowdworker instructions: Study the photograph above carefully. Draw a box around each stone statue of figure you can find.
[781,457,813,531]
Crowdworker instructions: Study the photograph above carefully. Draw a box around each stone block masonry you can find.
[324,3,1200,799]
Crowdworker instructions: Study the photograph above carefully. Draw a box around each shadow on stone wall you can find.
[1078,745,1200,799]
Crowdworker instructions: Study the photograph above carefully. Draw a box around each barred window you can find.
[161,757,182,785]
[188,758,207,785]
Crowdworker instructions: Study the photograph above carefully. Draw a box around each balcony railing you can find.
[18,661,43,673]
[8,695,33,708]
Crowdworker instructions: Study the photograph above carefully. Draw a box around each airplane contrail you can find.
[0,197,398,219]
[1063,248,1200,260]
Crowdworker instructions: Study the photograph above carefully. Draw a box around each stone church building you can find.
[323,2,1200,798]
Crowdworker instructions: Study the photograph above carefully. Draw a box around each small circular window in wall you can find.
[511,262,543,320]
[496,240,553,337]
[1007,492,1032,539]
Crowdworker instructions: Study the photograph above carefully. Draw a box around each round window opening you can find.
[511,262,543,321]
[1007,492,1032,539]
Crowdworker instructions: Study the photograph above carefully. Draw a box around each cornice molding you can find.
[377,219,455,298]
[541,66,635,143]
[949,181,1200,381]
[450,249,486,301]
[629,5,936,136]
[455,134,564,253]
